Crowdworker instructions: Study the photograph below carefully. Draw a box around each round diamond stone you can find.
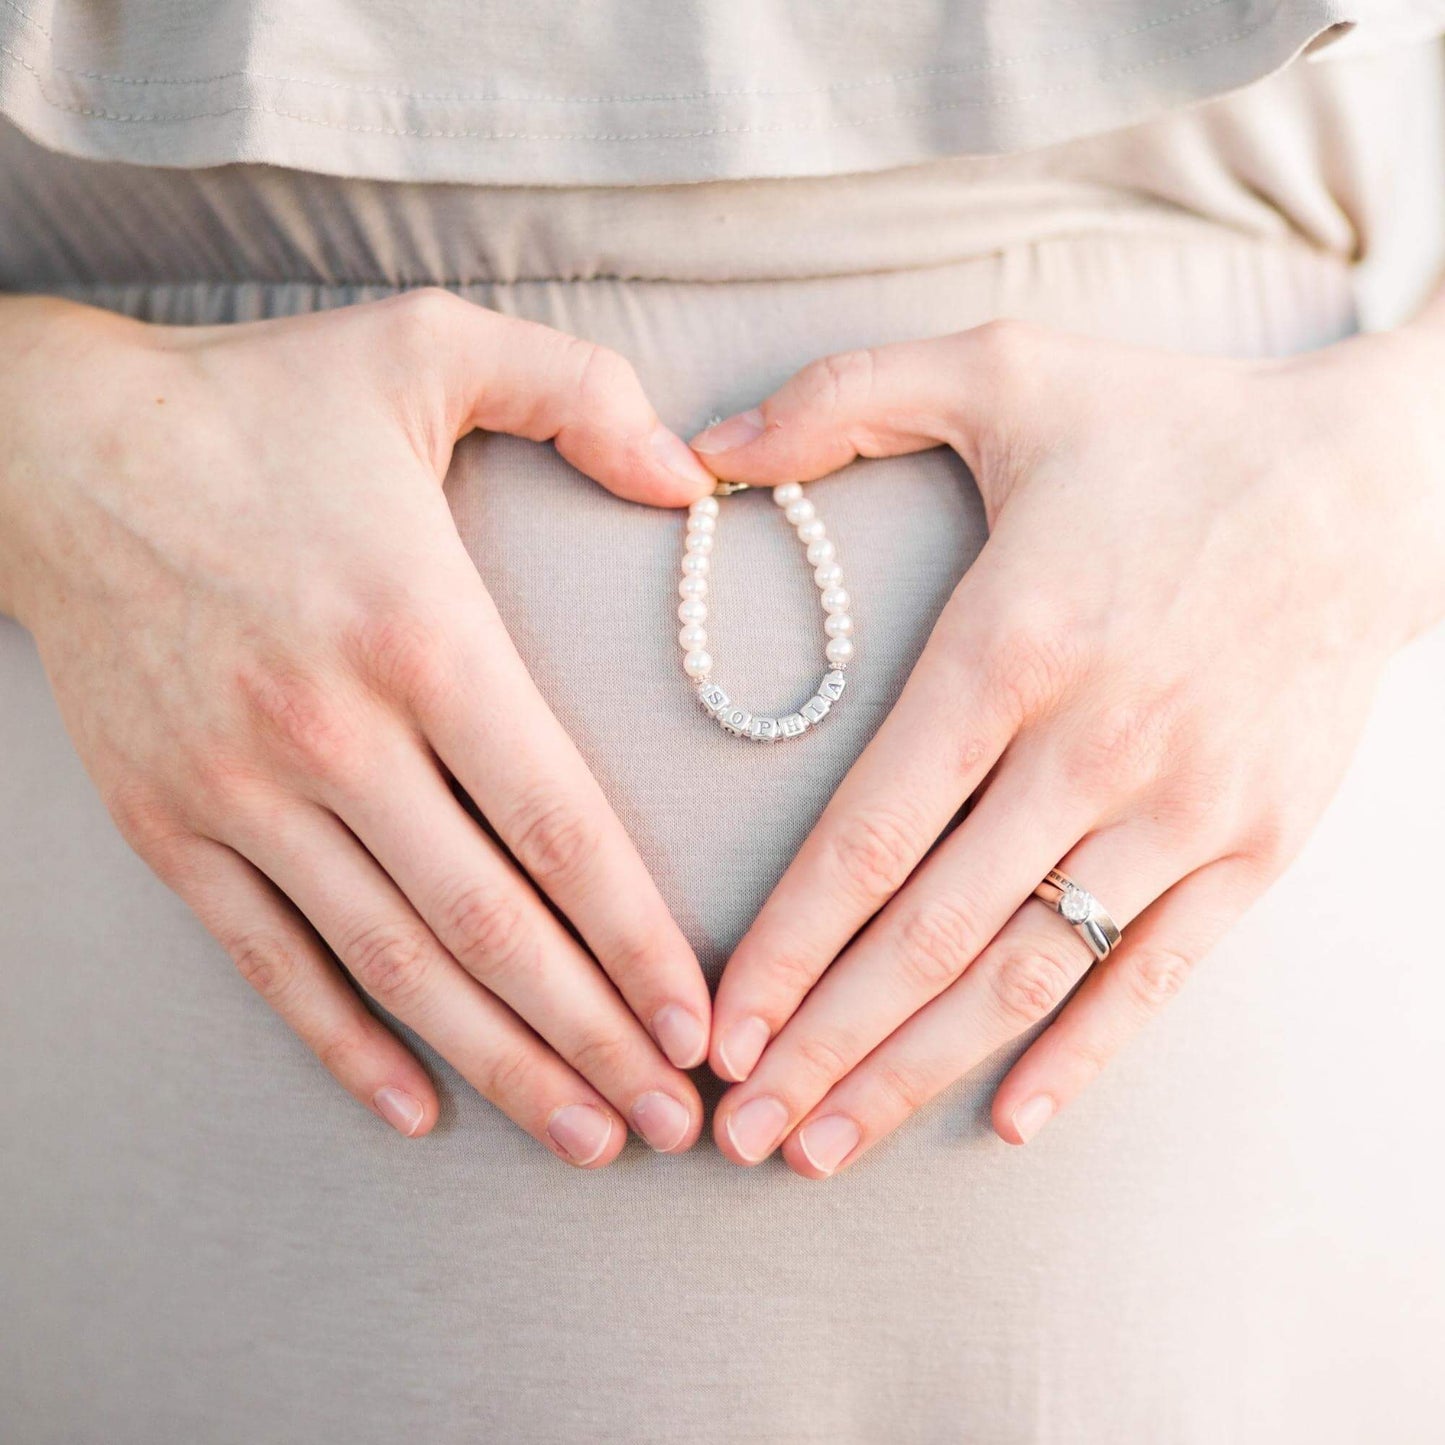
[1060,886,1094,924]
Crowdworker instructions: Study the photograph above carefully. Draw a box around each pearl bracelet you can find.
[677,480,853,742]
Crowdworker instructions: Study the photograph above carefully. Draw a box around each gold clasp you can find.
[711,480,752,497]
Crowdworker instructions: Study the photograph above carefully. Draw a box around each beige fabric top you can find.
[2,1,1445,186]
[4,29,1443,329]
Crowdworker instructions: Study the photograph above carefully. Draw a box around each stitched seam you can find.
[34,226,1350,293]
[0,0,1248,101]
[0,17,1313,137]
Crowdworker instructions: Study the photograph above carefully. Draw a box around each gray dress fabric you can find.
[2,19,1445,1445]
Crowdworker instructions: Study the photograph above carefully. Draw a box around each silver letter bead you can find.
[778,713,809,738]
[749,716,779,742]
[801,695,831,725]
[719,706,753,736]
[818,670,847,702]
[698,682,730,713]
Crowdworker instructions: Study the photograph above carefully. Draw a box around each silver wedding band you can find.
[1033,867,1123,962]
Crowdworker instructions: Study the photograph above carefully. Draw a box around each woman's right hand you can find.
[0,289,717,1164]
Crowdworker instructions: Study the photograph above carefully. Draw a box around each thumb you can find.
[403,289,717,507]
[688,320,1035,484]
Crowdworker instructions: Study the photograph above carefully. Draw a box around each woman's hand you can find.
[689,312,1445,1175]
[0,289,719,1163]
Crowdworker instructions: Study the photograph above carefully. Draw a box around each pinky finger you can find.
[991,856,1264,1145]
[168,835,440,1138]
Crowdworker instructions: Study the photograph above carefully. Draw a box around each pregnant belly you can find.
[3,235,1442,1445]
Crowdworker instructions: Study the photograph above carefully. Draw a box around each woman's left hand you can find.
[688,313,1445,1176]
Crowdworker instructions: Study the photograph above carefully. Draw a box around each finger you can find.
[388,288,717,506]
[315,723,705,1146]
[160,833,440,1137]
[347,594,713,1073]
[990,855,1263,1146]
[713,742,1097,1165]
[688,321,1035,482]
[230,798,691,1164]
[709,574,1023,1083]
[771,825,1197,1178]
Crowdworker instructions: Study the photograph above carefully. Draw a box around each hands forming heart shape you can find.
[2,288,1442,1175]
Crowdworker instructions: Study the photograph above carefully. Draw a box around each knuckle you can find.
[986,941,1079,1027]
[1124,945,1195,1009]
[236,664,360,785]
[567,1028,636,1085]
[805,347,877,417]
[105,782,186,856]
[595,926,662,989]
[442,882,534,979]
[186,750,264,823]
[985,609,1081,719]
[566,335,641,409]
[312,1029,372,1084]
[231,934,304,1008]
[870,1058,934,1117]
[1059,700,1163,797]
[508,795,601,894]
[791,1029,857,1085]
[476,1043,540,1109]
[897,898,981,992]
[1239,812,1303,875]
[390,285,463,345]
[342,604,451,708]
[344,920,436,1010]
[824,806,923,905]
[1152,771,1227,837]
[969,317,1043,373]
[759,942,827,998]
[1060,1030,1114,1080]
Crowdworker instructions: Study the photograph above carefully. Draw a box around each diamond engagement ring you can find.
[1033,868,1123,962]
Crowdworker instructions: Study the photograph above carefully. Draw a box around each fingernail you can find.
[630,1090,692,1152]
[547,1103,615,1165]
[1011,1095,1055,1144]
[717,1015,771,1081]
[652,1003,707,1069]
[373,1086,425,1137]
[690,407,764,455]
[797,1114,861,1176]
[649,424,716,491]
[725,1094,789,1163]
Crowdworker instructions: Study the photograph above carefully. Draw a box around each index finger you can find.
[708,573,1025,1081]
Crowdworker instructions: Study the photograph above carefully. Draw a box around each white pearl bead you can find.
[825,612,854,637]
[784,498,815,526]
[683,649,713,678]
[814,561,844,588]
[821,586,850,615]
[681,552,711,576]
[807,538,836,567]
[687,512,716,535]
[679,575,708,600]
[796,518,827,545]
[773,482,803,506]
[678,598,708,625]
[686,532,714,556]
[678,623,708,650]
[690,495,719,519]
[825,637,855,665]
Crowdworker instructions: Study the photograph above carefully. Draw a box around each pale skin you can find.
[0,288,720,1165]
[3,285,1443,1176]
[690,287,1445,1176]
